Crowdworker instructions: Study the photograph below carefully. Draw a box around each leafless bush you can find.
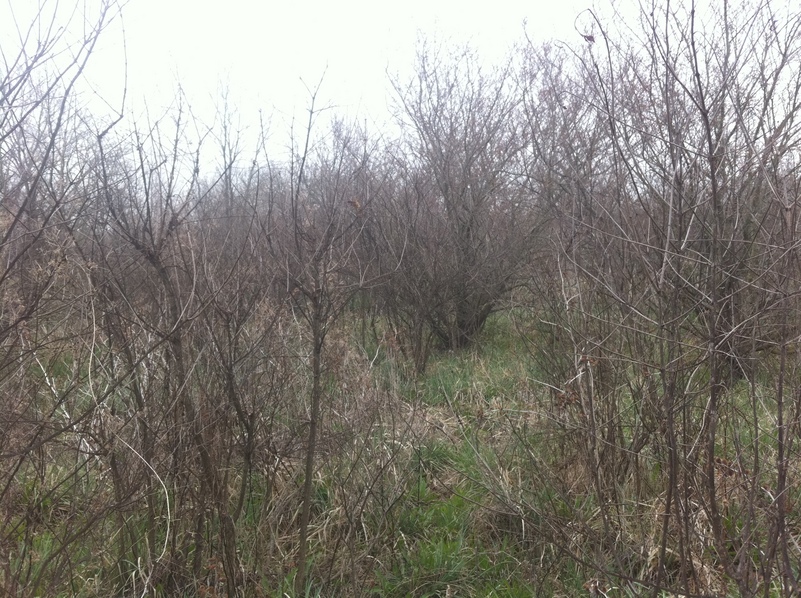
[503,2,801,595]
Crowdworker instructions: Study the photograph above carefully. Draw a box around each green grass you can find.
[10,310,801,597]
[375,483,535,597]
[415,312,532,408]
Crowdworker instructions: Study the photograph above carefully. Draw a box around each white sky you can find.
[86,0,589,129]
[3,0,593,155]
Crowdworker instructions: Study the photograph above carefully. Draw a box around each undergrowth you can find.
[6,311,801,597]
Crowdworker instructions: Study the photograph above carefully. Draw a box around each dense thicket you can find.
[2,1,801,596]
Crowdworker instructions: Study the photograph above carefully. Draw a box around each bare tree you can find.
[379,42,533,364]
[0,3,125,595]
[507,1,801,595]
[262,91,379,593]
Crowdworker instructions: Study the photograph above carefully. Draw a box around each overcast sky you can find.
[81,0,590,128]
[2,0,593,155]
